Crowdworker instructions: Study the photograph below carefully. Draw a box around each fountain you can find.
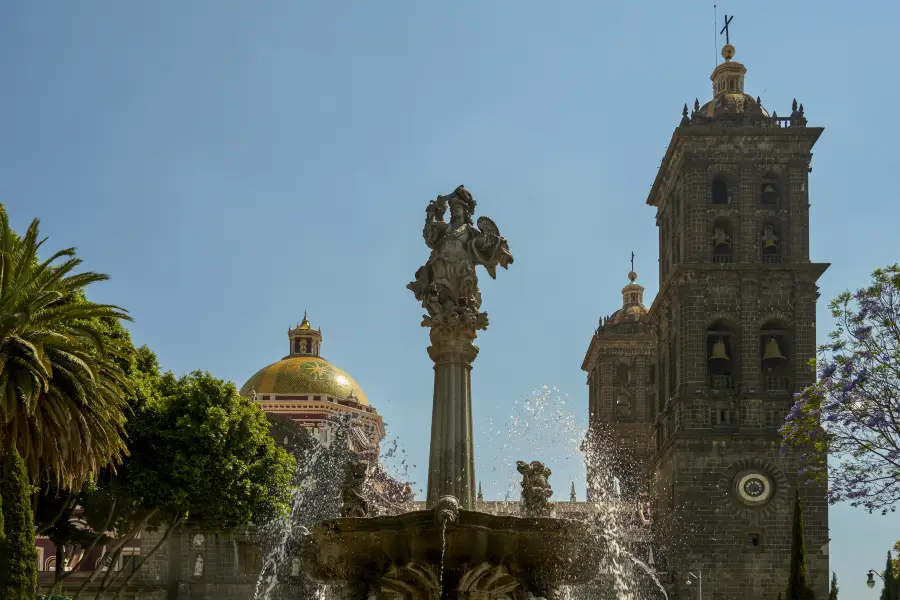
[293,186,607,599]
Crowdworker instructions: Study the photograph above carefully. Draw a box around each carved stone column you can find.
[426,325,479,510]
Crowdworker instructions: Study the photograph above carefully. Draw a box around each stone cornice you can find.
[582,334,657,373]
[647,262,830,321]
[647,125,824,207]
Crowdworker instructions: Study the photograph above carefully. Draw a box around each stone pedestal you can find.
[426,326,479,510]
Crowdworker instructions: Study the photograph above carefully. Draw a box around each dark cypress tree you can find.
[0,447,38,600]
[880,551,897,600]
[786,487,816,600]
[827,572,838,600]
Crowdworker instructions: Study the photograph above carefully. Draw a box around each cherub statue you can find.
[516,460,554,518]
[340,459,370,518]
[408,186,513,331]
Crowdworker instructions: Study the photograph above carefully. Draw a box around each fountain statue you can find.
[517,461,554,518]
[408,185,513,509]
[340,459,370,518]
[294,186,604,599]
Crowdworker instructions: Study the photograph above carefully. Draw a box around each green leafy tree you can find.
[38,346,160,598]
[881,551,898,600]
[786,488,816,600]
[828,572,838,600]
[0,447,38,600]
[780,264,900,514]
[98,371,296,599]
[892,541,900,574]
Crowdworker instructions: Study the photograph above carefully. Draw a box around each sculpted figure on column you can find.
[408,185,514,332]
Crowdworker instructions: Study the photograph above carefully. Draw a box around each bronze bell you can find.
[763,237,778,249]
[709,339,729,360]
[763,337,785,361]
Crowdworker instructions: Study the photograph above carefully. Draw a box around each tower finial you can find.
[477,481,483,502]
[720,14,734,46]
[719,14,736,62]
[570,481,577,503]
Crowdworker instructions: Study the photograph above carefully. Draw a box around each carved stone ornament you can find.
[707,163,738,174]
[517,460,554,518]
[340,460,370,518]
[191,533,205,549]
[408,186,513,335]
[756,163,786,173]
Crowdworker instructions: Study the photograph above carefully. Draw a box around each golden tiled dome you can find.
[239,355,370,406]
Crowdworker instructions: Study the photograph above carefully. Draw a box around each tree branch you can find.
[110,515,185,600]
[70,507,158,600]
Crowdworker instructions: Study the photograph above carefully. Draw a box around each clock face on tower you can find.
[735,471,774,505]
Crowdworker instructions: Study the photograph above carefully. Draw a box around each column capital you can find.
[428,326,480,365]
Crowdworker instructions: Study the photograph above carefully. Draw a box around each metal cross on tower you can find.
[720,14,734,45]
[631,251,635,272]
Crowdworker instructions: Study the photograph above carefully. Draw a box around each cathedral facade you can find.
[584,41,830,599]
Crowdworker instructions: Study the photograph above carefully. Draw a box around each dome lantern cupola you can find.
[622,270,645,309]
[711,43,746,97]
[288,311,323,357]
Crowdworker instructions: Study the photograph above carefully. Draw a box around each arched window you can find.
[760,175,779,205]
[711,217,735,263]
[761,221,782,264]
[760,320,791,392]
[712,177,730,205]
[707,319,738,391]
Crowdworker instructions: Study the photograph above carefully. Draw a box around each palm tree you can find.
[0,206,133,486]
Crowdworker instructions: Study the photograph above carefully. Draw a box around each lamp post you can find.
[868,569,884,589]
[686,570,702,599]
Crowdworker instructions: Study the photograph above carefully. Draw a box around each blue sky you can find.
[2,0,897,595]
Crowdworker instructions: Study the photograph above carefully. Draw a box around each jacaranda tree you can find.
[781,264,900,514]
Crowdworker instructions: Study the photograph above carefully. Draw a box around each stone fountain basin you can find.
[297,508,603,597]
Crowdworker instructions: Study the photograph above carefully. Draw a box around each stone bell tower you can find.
[644,37,829,599]
[582,267,657,500]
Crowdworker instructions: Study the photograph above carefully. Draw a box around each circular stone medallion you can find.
[735,471,773,505]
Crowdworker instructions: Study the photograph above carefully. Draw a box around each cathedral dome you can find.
[238,313,370,406]
[698,93,769,118]
[239,355,370,406]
